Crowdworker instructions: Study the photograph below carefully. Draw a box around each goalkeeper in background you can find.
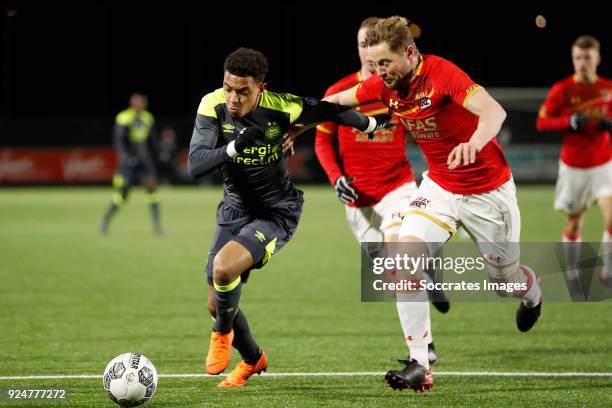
[100,93,164,235]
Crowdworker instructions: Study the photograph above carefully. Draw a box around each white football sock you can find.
[562,230,582,280]
[396,289,431,369]
[520,266,542,308]
[601,228,612,278]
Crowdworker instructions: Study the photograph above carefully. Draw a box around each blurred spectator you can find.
[156,125,180,184]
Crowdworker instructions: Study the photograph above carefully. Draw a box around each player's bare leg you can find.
[385,235,434,392]
[206,241,252,374]
[143,177,164,235]
[598,196,612,289]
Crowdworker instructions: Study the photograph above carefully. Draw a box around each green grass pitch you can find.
[1,185,611,407]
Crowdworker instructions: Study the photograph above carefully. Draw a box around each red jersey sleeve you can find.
[314,83,344,185]
[435,58,482,107]
[315,125,342,185]
[354,74,385,105]
[536,82,571,132]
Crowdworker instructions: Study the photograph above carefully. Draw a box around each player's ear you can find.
[260,82,267,92]
[405,45,414,59]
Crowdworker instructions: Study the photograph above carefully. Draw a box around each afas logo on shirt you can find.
[401,117,438,132]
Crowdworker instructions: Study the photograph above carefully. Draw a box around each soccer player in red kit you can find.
[324,16,542,392]
[315,17,448,367]
[537,35,612,293]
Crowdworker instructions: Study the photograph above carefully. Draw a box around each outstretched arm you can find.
[295,96,388,135]
[322,85,361,106]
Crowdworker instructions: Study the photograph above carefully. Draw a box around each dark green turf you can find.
[1,186,611,407]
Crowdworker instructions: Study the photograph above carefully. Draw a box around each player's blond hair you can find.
[365,16,415,52]
[359,16,380,31]
[573,35,600,51]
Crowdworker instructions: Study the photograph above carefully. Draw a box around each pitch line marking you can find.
[1,371,612,380]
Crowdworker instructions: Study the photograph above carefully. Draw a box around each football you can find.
[102,353,158,407]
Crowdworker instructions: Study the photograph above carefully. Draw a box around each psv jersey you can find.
[315,71,414,208]
[537,75,612,168]
[354,54,511,195]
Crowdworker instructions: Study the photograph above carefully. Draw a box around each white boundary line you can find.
[1,371,612,380]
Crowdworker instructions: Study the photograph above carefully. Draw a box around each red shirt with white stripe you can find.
[315,71,414,207]
[354,54,511,195]
[537,75,612,168]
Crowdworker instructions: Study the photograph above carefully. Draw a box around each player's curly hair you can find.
[365,16,415,53]
[224,47,268,83]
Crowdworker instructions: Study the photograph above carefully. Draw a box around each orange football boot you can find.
[205,330,234,375]
[217,350,268,388]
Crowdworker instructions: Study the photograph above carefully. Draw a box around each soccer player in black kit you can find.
[189,47,388,387]
[100,93,164,235]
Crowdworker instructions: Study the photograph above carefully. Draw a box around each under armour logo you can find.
[389,99,399,109]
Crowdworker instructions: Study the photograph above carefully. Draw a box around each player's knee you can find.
[389,237,428,281]
[212,255,234,286]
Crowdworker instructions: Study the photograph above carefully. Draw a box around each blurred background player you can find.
[324,16,542,392]
[190,47,389,388]
[314,17,449,366]
[100,93,164,235]
[536,35,612,294]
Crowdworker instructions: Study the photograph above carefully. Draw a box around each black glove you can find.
[234,127,262,152]
[367,113,393,139]
[600,118,612,132]
[334,176,358,204]
[569,113,586,131]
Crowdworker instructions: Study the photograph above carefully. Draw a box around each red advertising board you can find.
[0,148,118,183]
